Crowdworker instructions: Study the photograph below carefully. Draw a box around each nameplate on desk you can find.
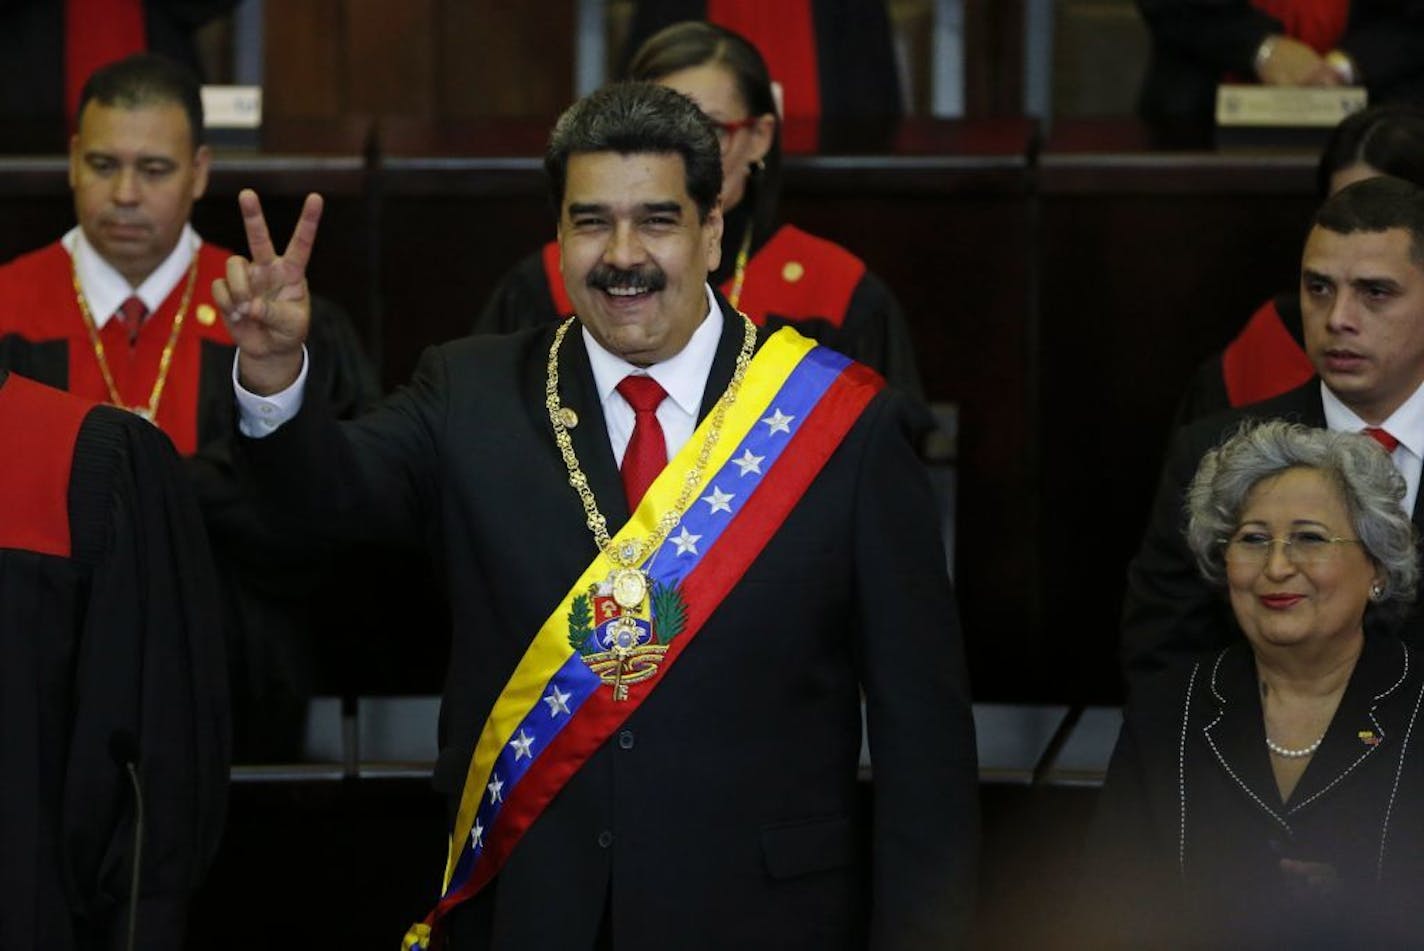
[202,85,263,130]
[1215,84,1366,128]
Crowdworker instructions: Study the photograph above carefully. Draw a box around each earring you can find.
[1370,581,1385,601]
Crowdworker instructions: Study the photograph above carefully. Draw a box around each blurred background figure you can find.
[0,370,228,950]
[1136,0,1424,125]
[622,0,903,141]
[1086,421,1424,945]
[1176,102,1424,424]
[0,0,238,129]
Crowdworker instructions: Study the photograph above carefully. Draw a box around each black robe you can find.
[0,370,228,950]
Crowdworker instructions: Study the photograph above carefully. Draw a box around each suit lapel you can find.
[697,292,755,423]
[552,323,630,528]
[1286,636,1409,814]
[1200,646,1288,819]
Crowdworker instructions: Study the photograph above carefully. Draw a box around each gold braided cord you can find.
[545,311,757,568]
[725,218,753,310]
[70,246,199,421]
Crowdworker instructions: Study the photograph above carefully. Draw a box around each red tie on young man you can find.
[617,375,668,510]
[1363,427,1401,454]
[116,295,147,346]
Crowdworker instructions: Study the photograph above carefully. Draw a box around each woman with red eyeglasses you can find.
[473,22,927,423]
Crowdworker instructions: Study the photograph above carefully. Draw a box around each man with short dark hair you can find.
[1124,175,1424,683]
[218,82,978,949]
[0,52,379,760]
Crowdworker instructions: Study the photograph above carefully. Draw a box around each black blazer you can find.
[1122,379,1424,686]
[1081,635,1424,946]
[1136,0,1424,123]
[243,296,978,949]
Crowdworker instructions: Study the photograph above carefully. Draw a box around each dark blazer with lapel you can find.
[1081,635,1424,946]
[1122,379,1424,687]
[243,295,978,950]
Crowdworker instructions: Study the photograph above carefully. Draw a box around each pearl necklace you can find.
[1265,734,1324,759]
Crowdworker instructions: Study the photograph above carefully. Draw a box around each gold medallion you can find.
[558,406,579,428]
[197,303,217,326]
[781,261,805,283]
[611,567,649,610]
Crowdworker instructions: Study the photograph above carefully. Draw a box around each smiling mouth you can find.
[1260,594,1305,609]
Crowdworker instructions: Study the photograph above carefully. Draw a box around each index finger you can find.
[239,188,278,264]
[280,192,325,274]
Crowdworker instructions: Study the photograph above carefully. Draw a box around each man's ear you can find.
[746,113,776,165]
[68,133,81,189]
[704,200,724,272]
[191,144,213,199]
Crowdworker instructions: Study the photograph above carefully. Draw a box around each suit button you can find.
[618,729,635,750]
[597,830,614,848]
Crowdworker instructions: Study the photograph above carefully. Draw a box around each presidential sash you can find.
[404,328,883,949]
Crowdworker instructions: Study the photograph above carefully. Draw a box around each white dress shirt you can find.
[1321,379,1424,514]
[64,224,201,326]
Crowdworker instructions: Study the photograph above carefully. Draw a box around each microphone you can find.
[109,730,143,951]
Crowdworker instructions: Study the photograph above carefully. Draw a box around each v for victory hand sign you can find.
[214,188,322,395]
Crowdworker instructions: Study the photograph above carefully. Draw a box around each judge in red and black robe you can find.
[0,229,380,760]
[1137,0,1424,124]
[621,0,903,134]
[0,0,238,134]
[0,369,228,950]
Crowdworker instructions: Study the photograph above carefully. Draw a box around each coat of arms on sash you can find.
[568,571,687,699]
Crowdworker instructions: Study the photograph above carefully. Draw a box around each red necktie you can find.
[116,295,147,346]
[1363,427,1401,453]
[617,375,668,511]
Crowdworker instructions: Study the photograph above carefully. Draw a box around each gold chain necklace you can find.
[725,218,754,309]
[545,311,757,580]
[71,249,199,422]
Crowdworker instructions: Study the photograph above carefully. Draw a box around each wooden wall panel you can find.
[439,0,577,117]
[263,0,345,118]
[348,2,438,117]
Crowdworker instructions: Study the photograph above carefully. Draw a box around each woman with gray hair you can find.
[1081,420,1424,946]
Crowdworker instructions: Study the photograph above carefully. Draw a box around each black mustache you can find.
[587,264,667,294]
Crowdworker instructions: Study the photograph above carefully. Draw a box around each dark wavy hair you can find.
[78,53,205,148]
[1317,103,1424,198]
[545,81,723,222]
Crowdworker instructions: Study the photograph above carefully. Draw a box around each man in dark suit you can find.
[1124,175,1424,685]
[213,82,977,949]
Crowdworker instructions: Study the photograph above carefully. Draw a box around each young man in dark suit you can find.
[1125,176,1424,685]
[215,82,978,949]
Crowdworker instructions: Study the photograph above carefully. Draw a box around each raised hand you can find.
[214,189,323,394]
[1255,36,1328,87]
